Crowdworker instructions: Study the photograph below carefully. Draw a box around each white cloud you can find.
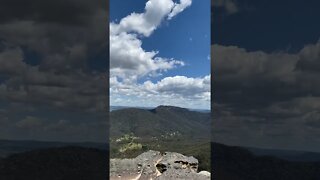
[110,30,184,81]
[109,0,211,109]
[212,44,299,83]
[168,0,192,20]
[144,75,210,99]
[212,0,239,14]
[111,0,192,37]
[16,116,43,129]
[211,41,320,151]
[110,75,210,109]
[0,47,27,75]
[109,0,192,82]
[0,64,107,112]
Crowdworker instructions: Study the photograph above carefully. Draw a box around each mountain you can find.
[110,105,210,112]
[110,106,153,111]
[0,147,108,180]
[0,139,107,158]
[110,105,211,139]
[212,142,320,180]
[247,146,320,162]
[110,105,211,171]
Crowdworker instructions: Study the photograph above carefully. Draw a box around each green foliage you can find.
[0,147,108,179]
[213,142,320,180]
[119,142,142,153]
[110,106,211,171]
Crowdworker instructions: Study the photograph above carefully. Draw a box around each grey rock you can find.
[199,171,211,177]
[110,150,210,180]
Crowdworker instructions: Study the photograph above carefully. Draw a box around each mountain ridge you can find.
[110,105,211,171]
[212,142,320,179]
[110,105,210,113]
[110,105,211,139]
[0,146,108,179]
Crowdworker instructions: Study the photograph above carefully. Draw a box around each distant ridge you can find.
[150,105,190,113]
[110,105,210,112]
[0,139,107,158]
[110,105,211,171]
[110,106,153,111]
[246,146,320,162]
[212,142,320,179]
[212,142,320,162]
[110,105,210,138]
[0,147,108,179]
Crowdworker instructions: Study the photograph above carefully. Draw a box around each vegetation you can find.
[110,106,211,171]
[0,147,108,180]
[212,142,320,180]
[119,142,143,153]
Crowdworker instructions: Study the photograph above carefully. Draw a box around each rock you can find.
[110,150,210,180]
[199,171,211,177]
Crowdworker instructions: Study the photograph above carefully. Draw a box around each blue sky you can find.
[213,0,320,53]
[110,0,210,109]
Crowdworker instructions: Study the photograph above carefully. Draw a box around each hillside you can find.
[109,105,211,171]
[0,139,107,158]
[247,146,320,162]
[1,142,320,179]
[110,105,210,139]
[212,142,320,180]
[0,147,108,180]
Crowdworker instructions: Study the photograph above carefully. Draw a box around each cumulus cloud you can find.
[110,29,184,81]
[16,116,43,129]
[109,0,206,109]
[0,47,27,75]
[112,1,173,37]
[296,40,320,72]
[212,41,320,151]
[145,75,210,100]
[212,44,298,84]
[110,75,210,109]
[0,0,108,142]
[110,0,191,82]
[0,67,108,112]
[168,0,192,20]
[0,0,108,112]
[0,6,107,71]
[0,0,108,138]
[112,0,192,37]
[212,0,239,14]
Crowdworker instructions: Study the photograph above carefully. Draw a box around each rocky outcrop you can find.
[110,150,210,180]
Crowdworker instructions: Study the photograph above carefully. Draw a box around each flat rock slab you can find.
[110,150,210,180]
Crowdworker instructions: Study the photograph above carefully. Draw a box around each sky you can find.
[2,0,319,153]
[110,0,211,110]
[0,0,108,142]
[212,0,320,152]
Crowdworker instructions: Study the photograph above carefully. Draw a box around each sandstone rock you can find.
[199,171,211,177]
[110,150,210,180]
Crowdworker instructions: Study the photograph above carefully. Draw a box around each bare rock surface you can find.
[110,150,210,180]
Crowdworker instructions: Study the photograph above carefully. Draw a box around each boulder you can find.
[110,150,210,180]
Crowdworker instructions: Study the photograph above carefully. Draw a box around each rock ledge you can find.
[110,150,210,180]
